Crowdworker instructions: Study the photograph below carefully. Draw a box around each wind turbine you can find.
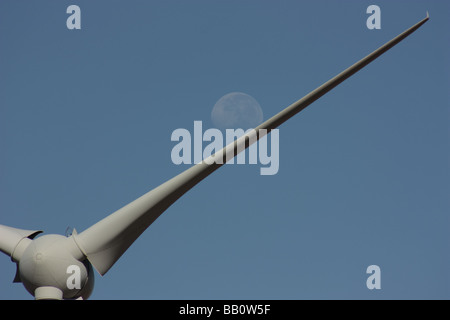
[0,14,429,300]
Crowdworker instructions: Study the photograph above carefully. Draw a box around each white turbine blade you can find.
[0,224,43,283]
[73,15,429,276]
[0,224,42,261]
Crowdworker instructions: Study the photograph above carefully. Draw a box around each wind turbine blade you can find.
[74,15,429,276]
[0,224,42,261]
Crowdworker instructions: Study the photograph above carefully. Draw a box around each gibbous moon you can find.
[211,92,263,129]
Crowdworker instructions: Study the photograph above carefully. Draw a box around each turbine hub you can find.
[18,234,94,300]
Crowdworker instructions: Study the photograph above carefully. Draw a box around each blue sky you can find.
[0,0,449,299]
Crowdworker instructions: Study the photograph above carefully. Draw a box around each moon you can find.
[211,92,263,130]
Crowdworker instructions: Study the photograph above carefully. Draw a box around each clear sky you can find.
[0,0,449,300]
